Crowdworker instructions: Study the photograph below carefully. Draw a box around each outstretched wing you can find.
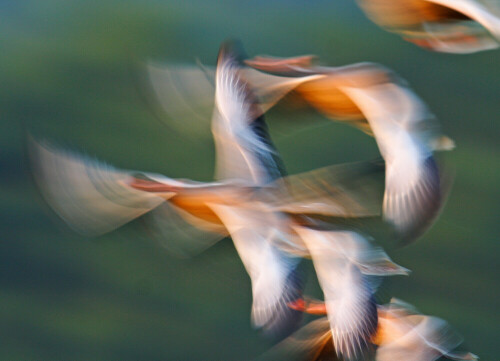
[210,204,303,337]
[145,62,216,137]
[213,41,287,184]
[29,139,166,236]
[293,226,380,360]
[341,82,445,242]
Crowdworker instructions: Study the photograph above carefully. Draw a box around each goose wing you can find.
[30,140,229,257]
[145,62,216,138]
[146,202,227,258]
[29,139,166,236]
[246,57,453,148]
[213,41,289,183]
[210,203,303,337]
[293,226,381,360]
[341,81,444,242]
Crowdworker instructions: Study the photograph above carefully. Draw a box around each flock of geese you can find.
[30,0,500,360]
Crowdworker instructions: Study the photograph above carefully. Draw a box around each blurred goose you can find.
[356,0,500,53]
[244,56,452,242]
[276,298,477,361]
[146,56,452,242]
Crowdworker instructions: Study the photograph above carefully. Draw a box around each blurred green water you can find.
[1,0,499,360]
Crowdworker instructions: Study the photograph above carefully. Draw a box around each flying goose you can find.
[356,0,500,53]
[272,297,477,361]
[245,56,452,243]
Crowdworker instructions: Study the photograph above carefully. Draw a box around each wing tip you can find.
[385,155,444,245]
[332,322,378,360]
[257,268,305,339]
[217,39,247,67]
[331,285,378,360]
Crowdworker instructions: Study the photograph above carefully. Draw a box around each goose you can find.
[275,297,478,361]
[356,0,500,53]
[145,42,409,357]
[244,56,452,243]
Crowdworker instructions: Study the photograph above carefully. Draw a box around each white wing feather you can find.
[210,204,302,335]
[342,83,442,239]
[30,140,166,236]
[293,226,379,360]
[213,51,277,184]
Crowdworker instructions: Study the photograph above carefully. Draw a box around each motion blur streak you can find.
[356,0,500,53]
[260,298,477,361]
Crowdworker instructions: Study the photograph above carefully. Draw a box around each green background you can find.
[1,0,499,360]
